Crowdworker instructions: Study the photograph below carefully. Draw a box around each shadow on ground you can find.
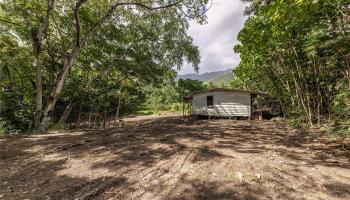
[0,115,349,199]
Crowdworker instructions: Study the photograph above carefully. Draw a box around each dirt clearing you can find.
[1,115,349,200]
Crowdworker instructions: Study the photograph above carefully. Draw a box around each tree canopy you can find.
[0,0,211,132]
[232,0,350,128]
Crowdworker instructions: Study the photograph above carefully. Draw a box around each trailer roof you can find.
[186,88,267,100]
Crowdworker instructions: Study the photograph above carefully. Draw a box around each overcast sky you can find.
[178,0,247,75]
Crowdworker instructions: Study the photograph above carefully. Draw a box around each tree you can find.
[0,29,34,131]
[177,78,203,115]
[1,0,211,132]
[144,77,180,112]
[233,0,350,126]
[177,79,204,99]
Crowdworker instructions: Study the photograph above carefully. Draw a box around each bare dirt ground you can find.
[1,114,350,200]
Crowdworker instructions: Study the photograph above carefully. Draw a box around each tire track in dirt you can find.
[1,115,349,200]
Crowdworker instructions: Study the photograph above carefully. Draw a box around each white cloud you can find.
[178,0,247,74]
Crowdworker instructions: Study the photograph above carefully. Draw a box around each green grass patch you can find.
[134,110,155,115]
[136,102,184,116]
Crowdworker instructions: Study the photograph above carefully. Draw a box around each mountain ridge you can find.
[176,68,232,82]
[206,71,233,86]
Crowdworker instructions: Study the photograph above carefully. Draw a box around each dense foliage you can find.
[2,0,348,134]
[143,79,180,112]
[141,78,204,114]
[0,0,211,133]
[232,0,350,129]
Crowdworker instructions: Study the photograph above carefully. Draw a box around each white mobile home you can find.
[190,88,266,118]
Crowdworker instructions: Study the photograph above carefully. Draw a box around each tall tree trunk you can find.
[293,76,312,126]
[33,43,43,131]
[345,56,350,89]
[39,48,80,131]
[115,84,123,121]
[77,103,82,125]
[277,54,297,108]
[37,0,188,131]
[37,0,109,131]
[305,92,314,126]
[32,0,55,132]
[291,46,314,126]
[314,58,322,125]
[38,0,85,132]
[93,113,98,128]
[94,103,101,128]
[103,91,107,129]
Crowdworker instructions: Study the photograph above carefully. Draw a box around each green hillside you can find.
[206,71,233,86]
[176,68,232,82]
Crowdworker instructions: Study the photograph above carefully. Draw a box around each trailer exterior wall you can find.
[192,91,251,117]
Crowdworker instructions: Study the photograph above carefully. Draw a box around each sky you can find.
[178,0,247,75]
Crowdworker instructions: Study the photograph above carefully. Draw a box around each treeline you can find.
[142,78,204,113]
[0,0,211,133]
[232,0,350,130]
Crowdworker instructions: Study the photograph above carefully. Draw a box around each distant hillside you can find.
[176,68,232,82]
[206,71,233,86]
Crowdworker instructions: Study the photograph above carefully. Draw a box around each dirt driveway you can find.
[1,115,349,200]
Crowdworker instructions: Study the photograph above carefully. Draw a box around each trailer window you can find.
[207,96,213,108]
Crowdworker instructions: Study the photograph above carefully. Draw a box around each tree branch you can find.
[80,0,185,47]
[178,1,212,19]
[0,18,22,27]
[37,0,55,40]
[73,0,87,47]
[126,0,184,10]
